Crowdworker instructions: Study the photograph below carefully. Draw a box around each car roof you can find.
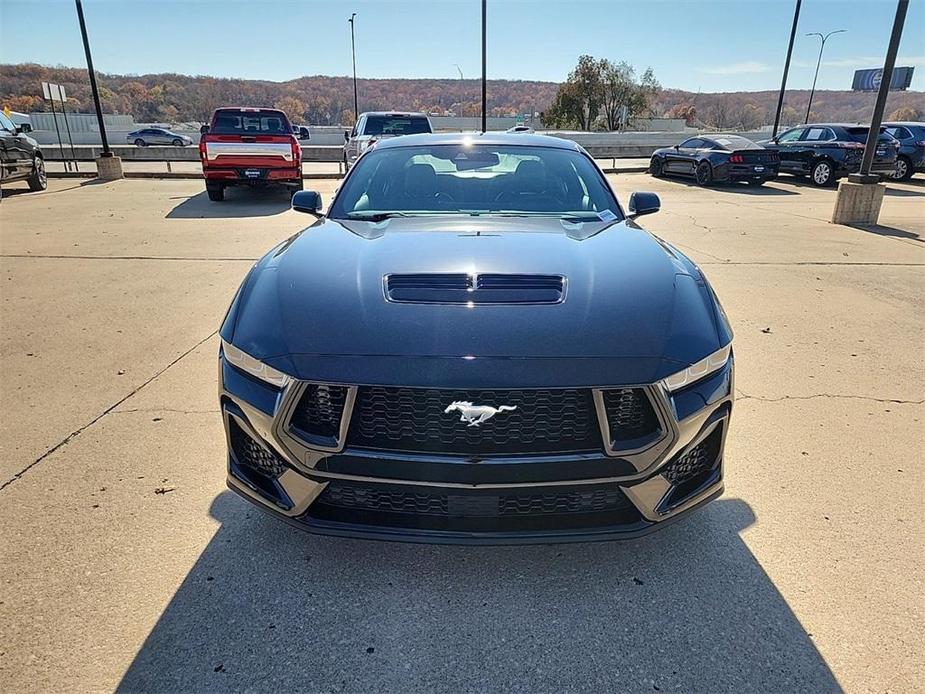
[372,131,582,151]
[883,121,925,127]
[361,111,429,117]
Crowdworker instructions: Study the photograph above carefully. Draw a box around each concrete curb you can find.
[47,167,649,181]
[47,172,345,180]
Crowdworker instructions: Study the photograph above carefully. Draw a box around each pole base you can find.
[831,180,885,225]
[96,155,124,181]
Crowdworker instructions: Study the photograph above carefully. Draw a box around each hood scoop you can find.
[386,273,565,305]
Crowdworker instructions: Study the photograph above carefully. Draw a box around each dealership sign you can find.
[851,66,915,91]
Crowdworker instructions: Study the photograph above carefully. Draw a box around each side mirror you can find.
[200,124,210,135]
[344,130,350,142]
[292,190,323,217]
[17,123,33,134]
[628,191,660,218]
[298,126,310,140]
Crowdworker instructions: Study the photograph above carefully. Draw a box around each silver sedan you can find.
[126,128,192,147]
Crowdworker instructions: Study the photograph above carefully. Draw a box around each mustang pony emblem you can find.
[444,401,517,427]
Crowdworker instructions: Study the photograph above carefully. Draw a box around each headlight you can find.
[221,339,291,388]
[663,344,731,393]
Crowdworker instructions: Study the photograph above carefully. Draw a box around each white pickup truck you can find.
[343,112,433,171]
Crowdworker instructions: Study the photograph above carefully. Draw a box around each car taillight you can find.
[199,139,207,160]
[291,139,300,164]
[729,154,744,163]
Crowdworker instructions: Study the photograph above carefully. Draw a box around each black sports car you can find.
[650,134,779,186]
[219,133,734,544]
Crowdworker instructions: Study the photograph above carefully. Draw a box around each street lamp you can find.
[348,13,358,123]
[804,29,846,123]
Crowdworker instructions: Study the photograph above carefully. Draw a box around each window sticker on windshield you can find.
[597,209,618,222]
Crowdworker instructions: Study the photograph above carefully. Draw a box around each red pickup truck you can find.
[199,107,307,201]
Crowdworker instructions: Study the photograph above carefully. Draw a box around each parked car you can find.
[343,111,432,171]
[218,132,734,543]
[198,107,304,201]
[883,121,925,181]
[760,124,899,186]
[126,128,192,147]
[0,111,45,196]
[650,134,779,186]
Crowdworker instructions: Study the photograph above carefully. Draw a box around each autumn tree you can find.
[888,105,921,121]
[275,96,306,123]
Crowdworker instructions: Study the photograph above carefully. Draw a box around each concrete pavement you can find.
[0,174,922,692]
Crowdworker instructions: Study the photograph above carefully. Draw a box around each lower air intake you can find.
[229,419,286,479]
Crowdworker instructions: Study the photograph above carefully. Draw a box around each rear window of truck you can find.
[211,110,292,135]
[364,116,431,136]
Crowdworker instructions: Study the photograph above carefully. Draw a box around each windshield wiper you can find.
[345,211,413,221]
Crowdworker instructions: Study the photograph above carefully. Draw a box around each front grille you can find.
[229,419,286,478]
[346,387,601,455]
[662,426,723,487]
[318,482,634,517]
[601,388,660,445]
[289,384,348,443]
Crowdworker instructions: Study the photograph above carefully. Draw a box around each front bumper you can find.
[220,354,733,544]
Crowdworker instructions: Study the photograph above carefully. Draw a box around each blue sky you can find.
[1,0,923,91]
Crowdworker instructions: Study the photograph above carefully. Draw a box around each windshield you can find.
[210,109,292,135]
[364,116,431,136]
[329,143,621,220]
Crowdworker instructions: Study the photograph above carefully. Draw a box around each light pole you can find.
[772,0,802,138]
[804,29,846,123]
[348,13,358,123]
[481,0,487,133]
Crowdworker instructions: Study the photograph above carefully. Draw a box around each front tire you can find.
[649,156,664,178]
[27,156,47,191]
[891,155,912,182]
[134,138,146,147]
[695,161,713,186]
[811,159,834,187]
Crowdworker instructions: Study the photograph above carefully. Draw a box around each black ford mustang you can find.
[650,134,779,186]
[219,133,734,544]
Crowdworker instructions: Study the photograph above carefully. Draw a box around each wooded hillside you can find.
[2,63,922,128]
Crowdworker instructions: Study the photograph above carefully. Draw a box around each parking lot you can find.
[1,173,922,691]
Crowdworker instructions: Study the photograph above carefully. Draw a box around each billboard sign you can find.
[851,66,915,91]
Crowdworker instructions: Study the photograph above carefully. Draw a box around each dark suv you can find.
[883,122,925,181]
[0,113,46,196]
[761,123,899,186]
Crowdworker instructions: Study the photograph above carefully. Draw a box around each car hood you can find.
[229,216,725,386]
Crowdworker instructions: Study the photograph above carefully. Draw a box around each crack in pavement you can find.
[111,407,220,415]
[1,254,258,262]
[698,261,925,267]
[0,330,219,492]
[736,389,924,406]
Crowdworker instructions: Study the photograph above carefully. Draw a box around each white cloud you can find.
[697,61,773,75]
[822,55,925,68]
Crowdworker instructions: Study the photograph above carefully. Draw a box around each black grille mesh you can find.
[319,483,633,517]
[602,388,660,444]
[346,387,601,455]
[662,427,722,486]
[290,384,348,440]
[229,419,286,478]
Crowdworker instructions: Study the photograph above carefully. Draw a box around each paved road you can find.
[1,174,922,692]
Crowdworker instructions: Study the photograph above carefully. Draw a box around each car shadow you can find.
[657,176,799,196]
[116,493,839,692]
[166,188,292,219]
